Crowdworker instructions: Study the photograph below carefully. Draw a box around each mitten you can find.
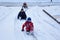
[21,29,24,31]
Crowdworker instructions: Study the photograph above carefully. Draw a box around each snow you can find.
[0,0,50,2]
[0,6,60,40]
[0,0,60,2]
[43,6,60,15]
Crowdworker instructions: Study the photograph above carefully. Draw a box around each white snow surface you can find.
[0,6,60,40]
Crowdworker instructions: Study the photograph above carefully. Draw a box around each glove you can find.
[21,29,24,31]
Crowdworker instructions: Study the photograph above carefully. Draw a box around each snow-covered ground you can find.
[0,6,60,40]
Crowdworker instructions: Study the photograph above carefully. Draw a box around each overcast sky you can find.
[0,0,60,2]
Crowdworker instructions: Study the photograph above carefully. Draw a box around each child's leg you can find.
[30,31,34,35]
[26,30,30,35]
[26,32,30,35]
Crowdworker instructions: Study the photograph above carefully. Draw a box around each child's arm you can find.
[22,22,26,31]
[30,23,34,31]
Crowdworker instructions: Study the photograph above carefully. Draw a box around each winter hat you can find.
[27,17,31,22]
[21,8,23,11]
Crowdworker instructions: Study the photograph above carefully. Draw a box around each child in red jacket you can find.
[22,17,34,35]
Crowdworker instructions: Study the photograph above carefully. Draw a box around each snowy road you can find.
[0,6,60,40]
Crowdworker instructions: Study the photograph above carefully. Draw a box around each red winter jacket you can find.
[22,21,34,31]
